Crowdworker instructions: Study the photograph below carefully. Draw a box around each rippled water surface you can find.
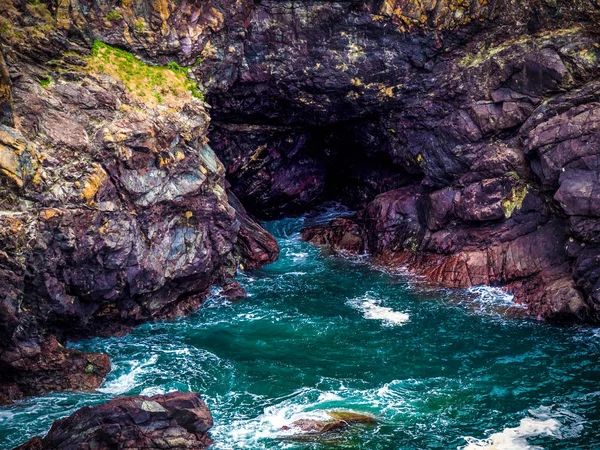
[1,211,600,449]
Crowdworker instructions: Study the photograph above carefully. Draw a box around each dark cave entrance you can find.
[208,117,423,220]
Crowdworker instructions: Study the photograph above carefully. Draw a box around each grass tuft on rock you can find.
[502,185,528,218]
[86,40,204,108]
[106,10,121,20]
[39,76,52,88]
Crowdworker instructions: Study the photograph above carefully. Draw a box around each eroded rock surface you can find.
[223,1,600,324]
[0,3,278,404]
[14,392,213,450]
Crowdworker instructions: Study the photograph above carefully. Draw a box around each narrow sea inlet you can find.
[1,211,599,449]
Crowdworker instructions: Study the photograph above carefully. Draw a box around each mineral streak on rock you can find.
[14,392,213,450]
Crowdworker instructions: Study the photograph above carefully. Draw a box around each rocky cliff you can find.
[1,0,600,408]
[0,0,279,405]
[201,0,600,324]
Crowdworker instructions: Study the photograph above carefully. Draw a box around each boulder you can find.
[14,392,213,450]
[326,410,377,424]
[301,218,367,255]
[281,418,347,434]
[220,281,248,300]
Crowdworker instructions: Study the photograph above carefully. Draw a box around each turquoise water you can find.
[1,211,600,449]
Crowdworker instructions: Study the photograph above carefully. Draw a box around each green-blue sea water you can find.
[1,210,600,449]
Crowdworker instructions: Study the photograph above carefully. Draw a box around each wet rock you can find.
[301,218,367,256]
[281,418,347,434]
[14,392,213,450]
[220,281,247,301]
[326,411,377,424]
[0,336,110,405]
[304,199,593,322]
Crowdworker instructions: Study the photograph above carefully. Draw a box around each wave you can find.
[347,293,409,327]
[466,286,522,308]
[460,407,584,450]
[97,354,159,395]
[210,386,381,449]
[140,386,168,396]
[462,418,560,450]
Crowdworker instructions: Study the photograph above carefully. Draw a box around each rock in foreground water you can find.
[326,411,377,424]
[281,418,347,435]
[14,392,213,450]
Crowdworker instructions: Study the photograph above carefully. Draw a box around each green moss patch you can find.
[87,40,204,108]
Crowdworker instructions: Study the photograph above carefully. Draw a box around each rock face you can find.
[198,0,600,323]
[326,411,377,424]
[15,392,213,450]
[0,2,278,404]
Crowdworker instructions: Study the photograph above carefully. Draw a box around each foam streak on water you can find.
[462,417,560,450]
[0,211,599,450]
[98,354,159,395]
[461,407,585,450]
[347,293,410,327]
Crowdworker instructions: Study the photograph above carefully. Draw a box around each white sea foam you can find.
[0,410,14,422]
[222,389,328,445]
[461,407,584,450]
[211,385,386,449]
[97,354,158,394]
[290,251,309,262]
[462,417,560,450]
[140,386,167,396]
[347,294,409,326]
[467,285,521,308]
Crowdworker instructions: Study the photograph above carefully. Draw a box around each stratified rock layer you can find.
[14,392,213,450]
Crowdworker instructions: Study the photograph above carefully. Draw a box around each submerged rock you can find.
[220,281,248,301]
[281,418,347,435]
[279,411,376,440]
[326,410,377,424]
[14,392,213,450]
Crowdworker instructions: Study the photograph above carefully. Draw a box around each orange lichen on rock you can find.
[81,163,108,204]
[379,0,493,30]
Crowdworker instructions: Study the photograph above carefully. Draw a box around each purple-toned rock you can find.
[0,10,280,403]
[220,281,248,300]
[301,218,367,255]
[228,191,280,271]
[14,392,213,450]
